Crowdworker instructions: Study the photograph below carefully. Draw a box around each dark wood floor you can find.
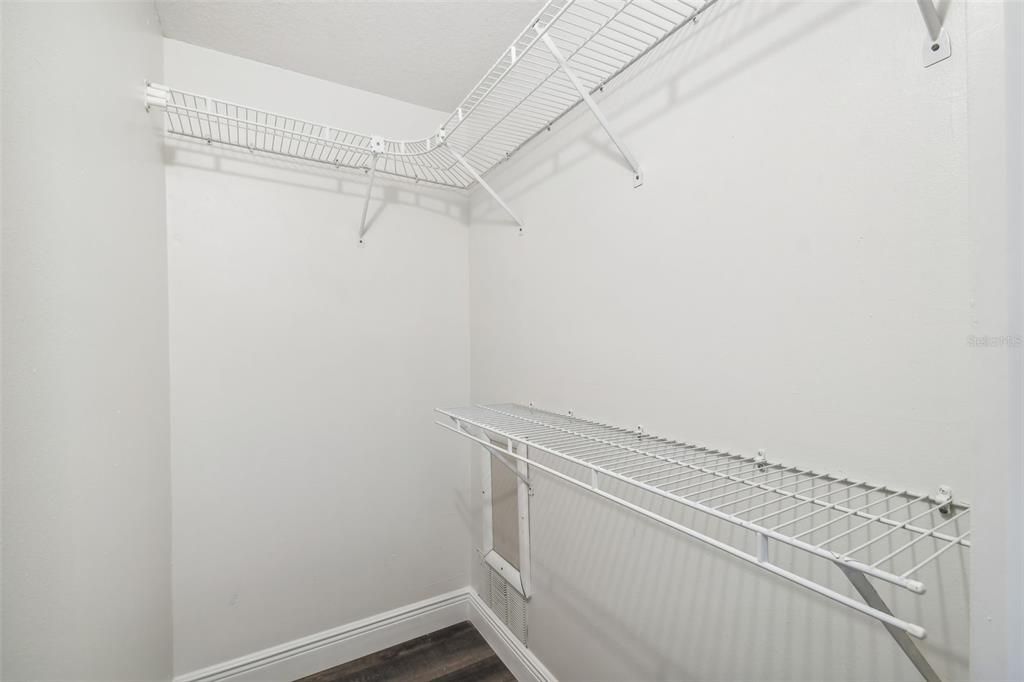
[295,621,515,682]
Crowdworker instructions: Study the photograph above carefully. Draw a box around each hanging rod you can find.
[436,403,969,682]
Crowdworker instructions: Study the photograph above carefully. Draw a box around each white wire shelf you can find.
[145,0,950,237]
[438,0,713,186]
[436,403,969,681]
[146,0,713,191]
[146,82,476,189]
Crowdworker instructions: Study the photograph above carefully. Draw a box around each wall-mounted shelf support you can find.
[447,145,523,229]
[356,160,377,244]
[357,137,384,244]
[457,420,532,490]
[436,403,971,682]
[916,0,950,67]
[539,29,644,188]
[460,417,533,599]
[838,564,941,682]
[514,438,533,597]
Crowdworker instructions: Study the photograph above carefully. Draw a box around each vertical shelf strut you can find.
[514,439,533,597]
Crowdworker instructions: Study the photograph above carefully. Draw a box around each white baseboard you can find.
[174,587,556,682]
[174,589,471,682]
[466,589,556,682]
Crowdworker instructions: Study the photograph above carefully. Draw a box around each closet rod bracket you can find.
[916,0,951,67]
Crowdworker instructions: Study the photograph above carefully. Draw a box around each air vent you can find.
[487,564,527,645]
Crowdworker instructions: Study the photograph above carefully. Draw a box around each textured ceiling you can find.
[155,1,546,112]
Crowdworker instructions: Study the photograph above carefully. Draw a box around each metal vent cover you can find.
[487,564,528,645]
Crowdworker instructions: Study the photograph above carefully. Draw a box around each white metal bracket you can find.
[455,418,533,599]
[513,439,533,597]
[357,136,385,245]
[538,29,644,187]
[916,0,951,67]
[935,485,953,515]
[455,419,532,491]
[446,144,524,231]
[837,564,942,682]
[144,81,168,112]
[755,449,768,470]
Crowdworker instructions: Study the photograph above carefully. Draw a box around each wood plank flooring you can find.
[295,621,516,682]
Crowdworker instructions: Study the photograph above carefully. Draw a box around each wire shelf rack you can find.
[146,0,713,190]
[436,402,968,681]
[439,0,712,185]
[146,83,475,189]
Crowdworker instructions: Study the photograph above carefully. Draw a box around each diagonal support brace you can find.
[358,136,386,245]
[357,156,378,245]
[836,563,941,682]
[455,419,532,490]
[916,0,951,67]
[447,146,523,228]
[539,30,643,187]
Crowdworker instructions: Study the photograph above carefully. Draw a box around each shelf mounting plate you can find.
[916,0,951,67]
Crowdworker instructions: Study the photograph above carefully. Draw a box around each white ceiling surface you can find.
[155,1,546,112]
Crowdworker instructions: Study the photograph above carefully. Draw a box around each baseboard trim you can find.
[466,590,557,682]
[174,589,472,682]
[174,586,556,682]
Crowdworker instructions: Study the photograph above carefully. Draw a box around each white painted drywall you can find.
[468,1,974,679]
[1,2,171,680]
[163,40,472,677]
[966,1,1024,680]
[0,0,5,667]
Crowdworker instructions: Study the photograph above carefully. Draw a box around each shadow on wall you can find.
[516,447,968,681]
[469,0,866,225]
[160,137,471,239]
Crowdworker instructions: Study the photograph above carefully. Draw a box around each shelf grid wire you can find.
[147,0,714,189]
[437,402,969,640]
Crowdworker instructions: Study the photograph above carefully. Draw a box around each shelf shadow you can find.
[161,137,471,238]
[469,0,863,224]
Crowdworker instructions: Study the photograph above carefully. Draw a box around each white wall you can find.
[0,1,5,670]
[468,1,973,680]
[163,40,472,676]
[0,0,5,671]
[967,1,1024,679]
[1,3,171,680]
